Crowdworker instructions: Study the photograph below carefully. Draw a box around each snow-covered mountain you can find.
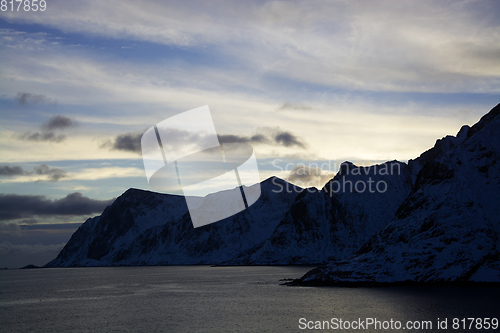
[47,103,500,284]
[46,178,298,267]
[224,161,412,264]
[46,159,413,267]
[294,103,500,285]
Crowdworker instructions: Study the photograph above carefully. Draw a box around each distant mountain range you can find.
[46,104,500,284]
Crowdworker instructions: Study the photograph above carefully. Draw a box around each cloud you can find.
[275,131,304,148]
[0,166,144,183]
[19,131,66,143]
[42,115,74,130]
[106,128,261,154]
[114,131,143,153]
[73,167,144,180]
[0,29,49,52]
[286,164,334,188]
[3,1,497,93]
[33,164,68,181]
[102,131,144,153]
[0,164,67,182]
[218,127,306,148]
[1,2,497,170]
[15,92,55,105]
[18,115,76,143]
[278,102,313,111]
[157,128,216,149]
[0,193,114,221]
[16,93,33,105]
[218,133,269,145]
[0,165,25,176]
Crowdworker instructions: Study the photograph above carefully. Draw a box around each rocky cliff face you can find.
[295,103,500,284]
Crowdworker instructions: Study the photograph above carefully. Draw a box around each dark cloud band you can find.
[0,193,114,221]
[0,165,25,176]
[218,128,306,148]
[107,127,306,155]
[0,164,67,182]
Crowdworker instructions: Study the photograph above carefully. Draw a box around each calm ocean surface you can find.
[0,266,498,332]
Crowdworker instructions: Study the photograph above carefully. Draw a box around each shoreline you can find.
[284,279,500,288]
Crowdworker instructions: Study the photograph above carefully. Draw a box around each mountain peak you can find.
[466,103,500,140]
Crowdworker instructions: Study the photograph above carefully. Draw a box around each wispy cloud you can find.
[0,165,144,183]
[19,132,66,143]
[74,167,145,181]
[0,164,67,182]
[0,1,499,203]
[278,102,313,111]
[3,1,497,93]
[33,164,67,181]
[0,29,49,51]
[15,92,56,105]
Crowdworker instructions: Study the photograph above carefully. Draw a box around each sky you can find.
[0,0,499,268]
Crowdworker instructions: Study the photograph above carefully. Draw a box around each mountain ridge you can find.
[46,104,500,285]
[292,103,500,285]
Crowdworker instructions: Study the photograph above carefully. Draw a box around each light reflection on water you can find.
[0,266,498,332]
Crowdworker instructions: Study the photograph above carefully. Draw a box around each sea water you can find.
[0,266,498,332]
